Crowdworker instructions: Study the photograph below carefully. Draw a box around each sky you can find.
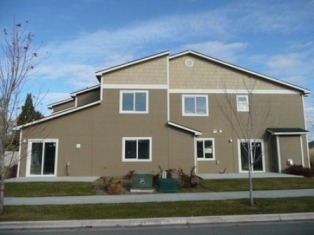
[1,0,314,139]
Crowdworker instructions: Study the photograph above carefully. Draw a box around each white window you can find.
[237,95,249,112]
[120,91,148,113]
[196,138,215,160]
[182,95,208,116]
[122,137,152,162]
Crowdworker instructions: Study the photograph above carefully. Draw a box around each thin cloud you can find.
[181,41,247,63]
[31,0,313,122]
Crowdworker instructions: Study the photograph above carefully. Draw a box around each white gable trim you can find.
[169,89,299,94]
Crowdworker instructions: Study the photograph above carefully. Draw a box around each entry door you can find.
[239,140,264,172]
[29,140,57,176]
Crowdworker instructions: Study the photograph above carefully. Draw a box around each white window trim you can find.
[122,137,152,162]
[237,139,265,173]
[26,139,59,177]
[237,95,249,112]
[119,90,149,114]
[182,94,208,116]
[196,138,215,161]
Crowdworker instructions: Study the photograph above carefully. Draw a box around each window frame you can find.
[238,139,265,173]
[122,137,152,162]
[237,95,249,112]
[196,138,215,161]
[26,139,59,177]
[182,95,208,116]
[120,90,149,114]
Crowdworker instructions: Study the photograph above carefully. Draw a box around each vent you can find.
[185,58,194,67]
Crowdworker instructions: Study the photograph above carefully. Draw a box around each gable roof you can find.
[170,50,310,96]
[48,85,100,109]
[14,101,101,130]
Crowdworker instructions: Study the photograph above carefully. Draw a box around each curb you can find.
[1,212,314,230]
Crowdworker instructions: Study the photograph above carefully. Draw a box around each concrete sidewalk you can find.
[2,188,314,230]
[4,189,314,206]
[1,213,314,230]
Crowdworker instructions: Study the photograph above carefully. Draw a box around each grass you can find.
[4,182,95,197]
[1,197,314,221]
[4,177,314,197]
[199,177,314,192]
[1,177,314,221]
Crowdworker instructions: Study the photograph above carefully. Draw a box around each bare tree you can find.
[0,21,47,213]
[216,77,275,206]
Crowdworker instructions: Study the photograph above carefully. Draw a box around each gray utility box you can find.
[131,172,154,193]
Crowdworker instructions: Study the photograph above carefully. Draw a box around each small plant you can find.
[124,170,135,180]
[310,149,314,167]
[285,164,314,178]
[177,167,202,188]
[157,165,176,178]
[93,177,127,195]
[156,166,202,189]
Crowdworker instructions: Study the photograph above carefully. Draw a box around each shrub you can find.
[93,177,127,195]
[285,164,304,176]
[177,167,202,188]
[310,149,314,167]
[285,164,314,178]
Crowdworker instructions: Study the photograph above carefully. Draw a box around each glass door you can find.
[30,141,57,175]
[240,140,264,172]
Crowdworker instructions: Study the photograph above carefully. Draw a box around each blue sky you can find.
[1,0,314,139]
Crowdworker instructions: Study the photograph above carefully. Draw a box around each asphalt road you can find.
[1,220,314,235]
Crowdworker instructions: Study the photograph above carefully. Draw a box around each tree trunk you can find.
[248,162,254,206]
[0,141,5,213]
[0,173,4,213]
[248,142,254,206]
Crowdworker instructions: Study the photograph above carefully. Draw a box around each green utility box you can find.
[131,172,154,193]
[159,178,178,193]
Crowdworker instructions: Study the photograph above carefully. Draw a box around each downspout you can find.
[276,135,281,172]
[302,94,311,167]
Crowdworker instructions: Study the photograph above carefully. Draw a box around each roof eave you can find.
[168,121,202,136]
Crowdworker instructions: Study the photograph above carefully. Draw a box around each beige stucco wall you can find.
[278,135,307,169]
[168,91,307,174]
[19,89,169,177]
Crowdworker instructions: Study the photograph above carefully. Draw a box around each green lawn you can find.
[5,182,95,197]
[4,177,314,197]
[1,177,314,222]
[1,197,314,221]
[199,177,314,192]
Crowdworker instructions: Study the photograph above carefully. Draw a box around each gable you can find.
[99,52,169,86]
[169,51,309,95]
